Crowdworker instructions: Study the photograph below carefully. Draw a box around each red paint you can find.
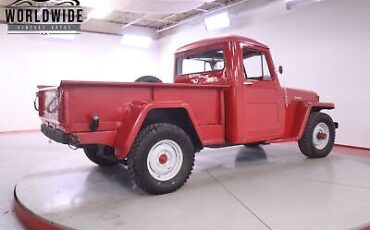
[317,132,327,140]
[36,35,335,159]
[159,154,168,164]
[14,189,63,230]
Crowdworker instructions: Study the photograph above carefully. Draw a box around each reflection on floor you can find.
[2,132,370,230]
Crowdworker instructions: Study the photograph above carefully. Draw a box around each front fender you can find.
[297,101,335,140]
[114,100,202,160]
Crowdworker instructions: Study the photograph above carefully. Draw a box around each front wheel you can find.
[298,112,336,158]
[127,123,195,195]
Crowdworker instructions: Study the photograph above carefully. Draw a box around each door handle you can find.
[243,82,254,86]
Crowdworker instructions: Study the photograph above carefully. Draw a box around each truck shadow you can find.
[235,146,268,162]
[82,146,268,194]
[193,145,268,171]
[84,165,144,195]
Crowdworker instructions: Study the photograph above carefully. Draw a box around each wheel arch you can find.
[142,108,203,152]
[114,101,203,160]
[297,102,335,140]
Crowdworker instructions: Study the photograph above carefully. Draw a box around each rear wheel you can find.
[127,123,195,195]
[83,145,119,166]
[298,112,336,158]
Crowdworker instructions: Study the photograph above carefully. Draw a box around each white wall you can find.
[157,0,370,148]
[0,25,159,131]
[1,0,369,149]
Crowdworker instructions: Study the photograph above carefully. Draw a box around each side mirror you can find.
[278,65,283,74]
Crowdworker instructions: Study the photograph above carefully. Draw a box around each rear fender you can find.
[114,101,202,160]
[296,102,335,140]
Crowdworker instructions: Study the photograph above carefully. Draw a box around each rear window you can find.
[176,49,225,75]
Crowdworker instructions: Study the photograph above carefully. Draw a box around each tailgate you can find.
[37,86,64,130]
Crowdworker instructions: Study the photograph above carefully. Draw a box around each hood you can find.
[284,87,319,102]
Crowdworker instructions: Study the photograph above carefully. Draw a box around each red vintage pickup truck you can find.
[37,35,338,194]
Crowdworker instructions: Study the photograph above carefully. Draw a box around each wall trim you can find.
[335,144,370,151]
[0,129,39,135]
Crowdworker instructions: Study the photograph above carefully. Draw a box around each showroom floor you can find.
[1,132,370,230]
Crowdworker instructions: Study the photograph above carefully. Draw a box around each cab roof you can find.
[176,35,268,54]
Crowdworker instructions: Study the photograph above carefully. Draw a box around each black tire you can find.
[83,145,119,166]
[298,112,336,158]
[135,76,162,83]
[127,123,195,195]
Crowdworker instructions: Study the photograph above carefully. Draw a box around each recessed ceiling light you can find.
[204,12,230,31]
[121,34,152,48]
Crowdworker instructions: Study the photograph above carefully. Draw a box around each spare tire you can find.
[135,76,162,83]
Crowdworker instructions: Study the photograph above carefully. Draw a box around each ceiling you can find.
[0,0,271,38]
[83,0,249,32]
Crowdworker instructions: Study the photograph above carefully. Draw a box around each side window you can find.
[176,49,224,75]
[243,48,271,80]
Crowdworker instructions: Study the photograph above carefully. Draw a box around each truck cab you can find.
[37,35,337,195]
[174,36,327,145]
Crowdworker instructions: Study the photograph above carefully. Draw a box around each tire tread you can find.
[127,123,194,194]
[298,112,336,158]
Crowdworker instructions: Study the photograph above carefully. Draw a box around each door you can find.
[241,47,284,142]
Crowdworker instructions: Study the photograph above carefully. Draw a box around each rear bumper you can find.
[41,124,79,145]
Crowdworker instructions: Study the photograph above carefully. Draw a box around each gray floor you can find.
[2,133,370,230]
[0,133,75,230]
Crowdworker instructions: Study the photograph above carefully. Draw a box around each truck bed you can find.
[38,80,228,146]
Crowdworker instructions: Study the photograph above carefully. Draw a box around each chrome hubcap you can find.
[313,122,330,150]
[147,140,183,181]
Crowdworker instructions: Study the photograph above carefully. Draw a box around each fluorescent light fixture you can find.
[204,12,230,31]
[285,0,322,10]
[121,34,152,48]
[88,7,112,19]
